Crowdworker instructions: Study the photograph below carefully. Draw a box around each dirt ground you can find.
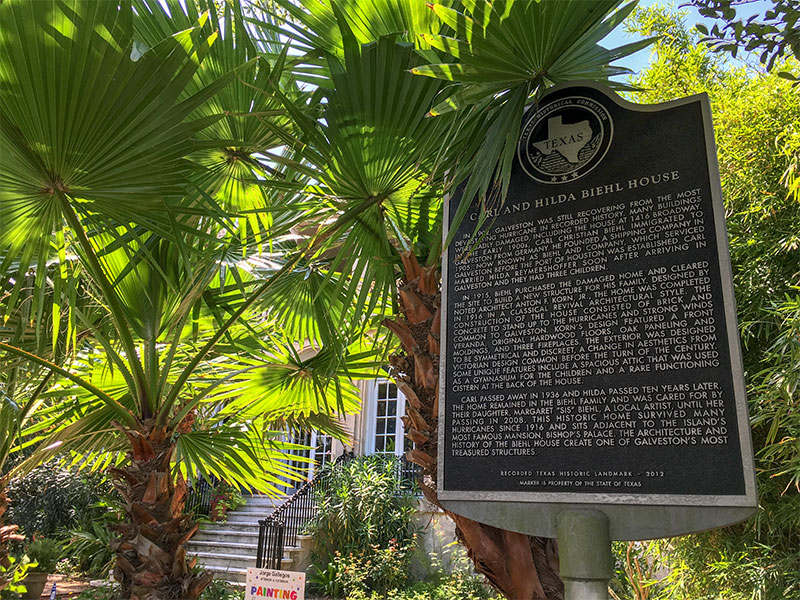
[37,575,92,599]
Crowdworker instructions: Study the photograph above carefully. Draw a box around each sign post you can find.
[438,83,757,596]
[557,510,612,600]
[245,568,305,600]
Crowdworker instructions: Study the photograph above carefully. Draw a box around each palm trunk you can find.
[109,422,212,600]
[385,251,564,600]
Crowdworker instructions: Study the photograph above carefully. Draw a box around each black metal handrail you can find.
[257,518,285,570]
[256,454,421,569]
[256,455,344,569]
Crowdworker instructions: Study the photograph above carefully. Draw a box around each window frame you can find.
[364,378,407,457]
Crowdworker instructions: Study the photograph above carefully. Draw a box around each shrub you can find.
[8,465,112,538]
[332,537,416,596]
[25,537,63,573]
[62,499,122,578]
[306,456,419,597]
[342,572,502,600]
[308,456,418,560]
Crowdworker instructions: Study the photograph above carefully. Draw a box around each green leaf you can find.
[414,0,656,230]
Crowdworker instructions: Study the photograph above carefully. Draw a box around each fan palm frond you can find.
[412,0,657,238]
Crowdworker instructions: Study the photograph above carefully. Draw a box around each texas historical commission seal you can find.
[518,96,613,184]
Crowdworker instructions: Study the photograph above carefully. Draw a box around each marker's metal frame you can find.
[437,81,757,542]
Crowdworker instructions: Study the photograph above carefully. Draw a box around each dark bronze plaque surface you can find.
[438,83,756,537]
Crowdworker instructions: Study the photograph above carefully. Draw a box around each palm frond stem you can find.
[56,192,150,416]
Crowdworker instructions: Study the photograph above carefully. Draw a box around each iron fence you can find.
[185,475,216,517]
[396,455,422,492]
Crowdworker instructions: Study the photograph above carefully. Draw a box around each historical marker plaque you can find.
[438,83,757,539]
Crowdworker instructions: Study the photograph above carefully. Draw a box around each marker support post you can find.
[557,510,613,600]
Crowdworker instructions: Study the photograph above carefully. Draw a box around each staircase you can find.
[187,495,314,584]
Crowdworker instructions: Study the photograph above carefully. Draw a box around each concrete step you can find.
[192,550,293,572]
[192,493,310,577]
[228,506,314,518]
[219,516,311,531]
[220,534,310,549]
[196,519,310,539]
[188,539,258,555]
[231,504,278,515]
[197,565,248,585]
[194,529,261,544]
[190,551,257,570]
[240,495,283,505]
[211,518,262,530]
[211,516,261,524]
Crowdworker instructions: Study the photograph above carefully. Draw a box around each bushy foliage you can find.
[62,498,122,578]
[308,456,419,561]
[306,456,419,597]
[332,537,416,596]
[610,541,664,600]
[690,0,800,78]
[24,537,62,573]
[7,465,111,538]
[343,573,502,600]
[197,579,244,600]
[6,465,120,578]
[617,6,800,600]
[341,536,501,600]
[74,584,119,600]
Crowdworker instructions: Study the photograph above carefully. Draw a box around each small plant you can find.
[62,498,122,578]
[198,579,244,600]
[610,541,663,600]
[407,530,500,600]
[209,482,245,521]
[307,562,342,599]
[25,537,62,573]
[416,521,478,582]
[74,584,119,600]
[0,555,33,600]
[63,523,115,578]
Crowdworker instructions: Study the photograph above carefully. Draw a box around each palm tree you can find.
[0,1,378,597]
[0,1,653,597]
[248,1,653,598]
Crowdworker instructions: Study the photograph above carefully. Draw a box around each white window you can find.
[312,431,333,477]
[281,429,333,490]
[365,380,409,457]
